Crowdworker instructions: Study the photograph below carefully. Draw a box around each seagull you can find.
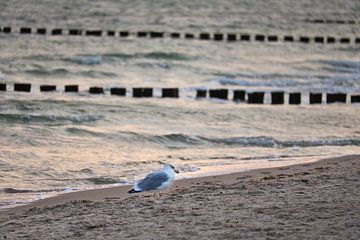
[128,164,179,193]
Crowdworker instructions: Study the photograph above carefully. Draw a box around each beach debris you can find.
[254,208,265,214]
[262,175,276,180]
[300,179,310,183]
[85,223,106,230]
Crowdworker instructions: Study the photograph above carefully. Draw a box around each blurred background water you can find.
[0,0,359,208]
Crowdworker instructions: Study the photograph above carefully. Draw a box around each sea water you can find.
[0,0,359,208]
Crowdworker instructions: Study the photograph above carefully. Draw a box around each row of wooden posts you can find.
[1,83,359,104]
[306,19,359,25]
[1,26,359,44]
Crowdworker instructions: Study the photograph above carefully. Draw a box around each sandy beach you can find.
[0,155,359,239]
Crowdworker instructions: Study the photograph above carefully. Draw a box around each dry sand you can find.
[0,155,359,239]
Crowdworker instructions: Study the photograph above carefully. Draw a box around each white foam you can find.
[0,71,5,81]
[68,55,103,65]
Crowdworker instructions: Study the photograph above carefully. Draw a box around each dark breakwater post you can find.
[199,33,210,40]
[65,85,79,92]
[299,36,310,43]
[89,87,104,94]
[351,95,360,103]
[51,29,62,35]
[255,34,265,42]
[107,31,115,36]
[162,88,179,98]
[85,30,102,37]
[214,33,224,41]
[240,34,250,41]
[327,37,336,43]
[247,92,264,104]
[271,92,285,104]
[227,33,237,41]
[150,32,164,38]
[37,28,46,35]
[0,83,6,91]
[196,89,207,99]
[326,93,347,104]
[309,93,322,104]
[40,85,56,92]
[119,31,129,37]
[137,32,148,38]
[267,35,278,42]
[133,88,153,98]
[289,93,301,105]
[69,29,82,36]
[284,36,294,42]
[209,89,228,100]
[20,27,31,34]
[171,33,180,38]
[3,27,11,33]
[110,88,126,96]
[233,90,246,102]
[314,36,325,43]
[340,38,350,44]
[14,83,31,92]
[185,33,194,39]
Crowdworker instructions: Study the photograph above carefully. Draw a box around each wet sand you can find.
[0,155,359,239]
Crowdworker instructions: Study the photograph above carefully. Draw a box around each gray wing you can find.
[136,171,169,191]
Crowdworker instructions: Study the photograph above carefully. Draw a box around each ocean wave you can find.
[68,115,100,123]
[64,131,203,148]
[63,55,103,65]
[142,52,193,61]
[0,113,100,124]
[210,77,298,87]
[318,75,360,93]
[200,136,277,147]
[201,136,360,148]
[105,51,193,61]
[83,177,123,185]
[136,62,171,69]
[65,127,106,137]
[25,68,69,76]
[22,54,57,62]
[280,139,360,147]
[137,133,360,149]
[24,67,116,78]
[148,133,203,148]
[146,134,360,148]
[214,72,316,80]
[102,53,135,60]
[321,60,360,74]
[2,187,62,194]
[210,73,359,92]
[62,51,192,66]
[210,71,325,88]
[81,70,117,78]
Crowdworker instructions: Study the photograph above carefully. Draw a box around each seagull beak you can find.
[174,169,179,174]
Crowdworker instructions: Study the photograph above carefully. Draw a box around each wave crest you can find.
[0,113,100,124]
[64,55,102,65]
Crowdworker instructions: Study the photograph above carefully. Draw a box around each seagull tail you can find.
[128,188,141,194]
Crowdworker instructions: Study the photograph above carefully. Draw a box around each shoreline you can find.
[0,154,325,214]
[0,154,356,216]
[1,154,359,239]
